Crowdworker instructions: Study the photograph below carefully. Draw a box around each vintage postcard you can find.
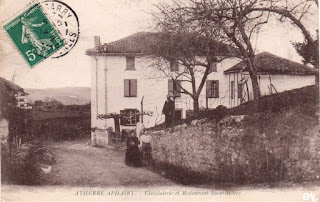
[0,0,319,201]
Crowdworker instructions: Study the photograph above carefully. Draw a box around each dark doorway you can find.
[175,109,182,121]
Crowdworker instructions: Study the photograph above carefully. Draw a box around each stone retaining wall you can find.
[148,113,320,184]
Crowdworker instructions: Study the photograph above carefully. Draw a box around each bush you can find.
[1,145,41,185]
[208,105,228,121]
[28,117,91,141]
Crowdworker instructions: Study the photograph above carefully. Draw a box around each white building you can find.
[224,52,317,108]
[15,91,32,109]
[86,32,316,146]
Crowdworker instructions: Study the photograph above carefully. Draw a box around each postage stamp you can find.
[3,2,64,67]
[41,0,80,58]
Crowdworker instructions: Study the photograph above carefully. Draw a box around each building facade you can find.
[86,32,317,146]
[15,91,32,109]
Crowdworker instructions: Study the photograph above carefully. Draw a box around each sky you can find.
[0,0,318,89]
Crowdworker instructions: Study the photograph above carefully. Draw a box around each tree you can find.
[249,0,319,83]
[148,10,238,116]
[153,0,280,111]
[293,37,318,67]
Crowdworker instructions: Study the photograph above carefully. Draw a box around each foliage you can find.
[151,0,277,112]
[293,38,319,67]
[28,117,91,141]
[1,142,56,185]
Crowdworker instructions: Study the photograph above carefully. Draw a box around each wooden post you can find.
[114,116,120,133]
[141,96,144,123]
[245,81,250,102]
[206,97,208,109]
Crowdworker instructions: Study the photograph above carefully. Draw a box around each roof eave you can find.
[224,70,242,74]
[86,51,144,56]
[239,70,317,75]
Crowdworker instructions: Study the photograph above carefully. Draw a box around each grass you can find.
[228,85,318,117]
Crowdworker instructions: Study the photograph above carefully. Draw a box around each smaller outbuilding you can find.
[223,52,318,108]
[0,77,30,149]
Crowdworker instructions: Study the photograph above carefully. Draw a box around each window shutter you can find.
[135,109,140,122]
[120,110,127,125]
[206,81,212,98]
[210,62,217,73]
[175,80,181,97]
[126,57,135,70]
[130,79,137,97]
[215,81,219,98]
[124,79,130,97]
[231,81,234,99]
[168,80,174,96]
[170,60,179,72]
[238,83,242,99]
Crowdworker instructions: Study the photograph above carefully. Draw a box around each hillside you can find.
[25,87,91,105]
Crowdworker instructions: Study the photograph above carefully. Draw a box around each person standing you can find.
[125,132,142,167]
[139,129,152,166]
[136,121,145,137]
[162,94,175,127]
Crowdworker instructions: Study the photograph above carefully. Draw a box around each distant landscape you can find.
[25,87,91,105]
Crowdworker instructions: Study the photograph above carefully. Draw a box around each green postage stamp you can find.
[3,2,64,68]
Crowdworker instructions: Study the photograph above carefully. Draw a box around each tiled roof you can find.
[224,52,318,75]
[0,77,24,92]
[86,32,238,56]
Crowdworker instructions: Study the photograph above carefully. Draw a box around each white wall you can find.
[202,58,241,109]
[228,72,315,107]
[105,56,169,129]
[91,56,108,130]
[91,55,240,130]
[258,74,315,96]
[224,72,244,108]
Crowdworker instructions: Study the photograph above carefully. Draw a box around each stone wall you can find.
[91,129,109,147]
[149,112,320,184]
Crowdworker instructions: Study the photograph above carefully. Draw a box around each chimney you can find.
[94,36,100,49]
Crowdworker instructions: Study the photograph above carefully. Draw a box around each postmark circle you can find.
[41,0,79,58]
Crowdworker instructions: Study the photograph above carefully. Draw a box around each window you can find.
[20,93,26,96]
[120,109,140,126]
[124,79,137,97]
[126,56,135,70]
[238,83,242,99]
[168,80,181,97]
[206,80,219,98]
[19,99,25,102]
[170,60,179,72]
[231,81,234,99]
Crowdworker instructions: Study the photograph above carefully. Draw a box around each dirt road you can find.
[43,139,174,187]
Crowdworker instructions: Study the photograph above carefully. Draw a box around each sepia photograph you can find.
[0,0,319,201]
